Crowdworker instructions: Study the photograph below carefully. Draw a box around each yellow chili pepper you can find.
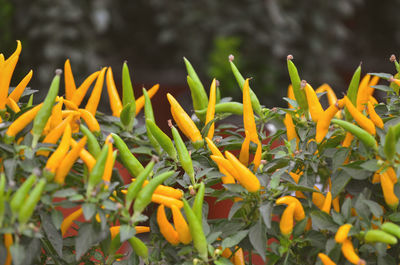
[45,124,72,173]
[239,134,251,166]
[289,171,306,198]
[135,84,159,115]
[316,99,344,143]
[102,142,116,185]
[280,203,296,236]
[369,96,378,105]
[78,108,100,133]
[0,42,21,110]
[63,98,79,110]
[5,103,43,140]
[356,74,371,112]
[71,70,100,107]
[335,223,352,243]
[171,204,192,244]
[205,78,216,139]
[157,204,180,245]
[123,180,183,200]
[70,139,96,172]
[367,101,384,129]
[64,59,77,100]
[312,186,325,209]
[381,171,399,209]
[225,151,260,192]
[206,137,236,184]
[303,80,324,122]
[210,155,239,183]
[242,78,262,170]
[0,53,4,66]
[386,167,397,184]
[4,233,13,265]
[151,193,184,209]
[50,98,64,130]
[276,196,305,221]
[54,137,87,184]
[8,69,33,103]
[321,191,332,214]
[341,238,366,265]
[344,96,376,135]
[85,67,107,115]
[61,207,83,236]
[6,97,20,113]
[110,226,150,240]
[318,253,336,265]
[284,113,299,143]
[287,84,295,109]
[332,197,340,212]
[233,247,245,265]
[106,67,123,117]
[342,132,354,148]
[167,93,203,144]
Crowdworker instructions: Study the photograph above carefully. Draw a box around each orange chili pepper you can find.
[0,41,21,110]
[63,98,79,110]
[205,78,216,139]
[5,103,43,140]
[61,207,83,236]
[85,67,107,115]
[106,67,123,117]
[151,193,184,209]
[233,247,245,265]
[316,99,344,143]
[239,133,251,166]
[280,203,296,236]
[171,204,192,244]
[71,71,100,107]
[381,171,399,209]
[54,137,87,184]
[303,80,324,122]
[6,97,20,113]
[8,69,33,103]
[341,238,366,265]
[318,253,336,265]
[78,108,100,133]
[335,224,352,243]
[45,124,72,173]
[206,137,236,184]
[4,233,13,265]
[135,84,159,115]
[322,191,332,214]
[344,96,376,135]
[157,205,180,245]
[356,74,371,111]
[284,113,299,143]
[110,226,150,239]
[287,84,295,109]
[102,142,116,184]
[50,98,64,130]
[367,101,384,129]
[70,139,96,172]
[342,132,354,148]
[225,151,260,192]
[276,196,305,221]
[64,59,77,100]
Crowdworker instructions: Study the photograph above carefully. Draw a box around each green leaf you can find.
[40,211,63,256]
[214,258,234,265]
[363,200,383,218]
[82,203,96,220]
[9,243,25,265]
[371,85,394,92]
[228,201,244,220]
[249,220,267,261]
[259,202,273,229]
[221,230,248,249]
[369,73,393,80]
[53,188,77,198]
[388,212,400,222]
[360,159,380,172]
[310,211,339,232]
[331,170,351,198]
[341,197,352,220]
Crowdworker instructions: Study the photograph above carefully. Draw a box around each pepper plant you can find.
[3,40,400,265]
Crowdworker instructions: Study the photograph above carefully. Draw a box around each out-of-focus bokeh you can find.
[1,0,398,109]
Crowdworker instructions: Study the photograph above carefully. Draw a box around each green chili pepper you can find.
[230,60,262,116]
[192,182,205,221]
[32,70,61,148]
[385,126,396,161]
[195,102,243,116]
[128,236,148,258]
[86,144,109,197]
[27,94,33,107]
[80,124,101,158]
[170,124,195,185]
[111,133,144,177]
[365,229,398,244]
[286,57,308,113]
[216,86,221,104]
[143,88,161,154]
[145,119,177,161]
[381,222,400,239]
[125,160,155,210]
[345,64,361,121]
[0,173,5,227]
[183,58,208,121]
[10,173,37,214]
[182,198,208,261]
[18,178,46,225]
[122,62,136,130]
[133,170,174,216]
[331,119,378,151]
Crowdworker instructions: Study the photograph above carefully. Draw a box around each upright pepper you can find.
[71,71,100,107]
[86,143,110,197]
[146,119,177,161]
[284,113,299,143]
[344,96,376,135]
[182,199,208,261]
[0,41,21,110]
[135,84,159,115]
[102,143,117,185]
[143,88,161,154]
[61,207,83,236]
[192,182,205,221]
[78,108,100,133]
[85,67,107,116]
[205,78,217,139]
[303,80,324,122]
[32,70,61,148]
[80,124,101,158]
[345,64,361,121]
[45,124,72,174]
[8,69,33,103]
[106,67,123,117]
[356,74,371,112]
[4,233,13,265]
[225,151,260,192]
[384,126,396,161]
[10,173,37,214]
[170,122,195,185]
[287,55,308,112]
[18,178,46,224]
[0,173,5,227]
[321,191,332,214]
[64,59,77,100]
[316,99,345,143]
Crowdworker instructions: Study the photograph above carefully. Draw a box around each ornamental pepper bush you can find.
[3,41,400,265]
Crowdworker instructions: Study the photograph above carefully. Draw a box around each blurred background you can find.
[1,0,398,114]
